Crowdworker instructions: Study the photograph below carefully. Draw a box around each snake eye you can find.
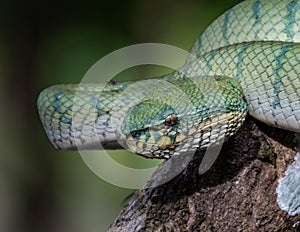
[165,113,178,126]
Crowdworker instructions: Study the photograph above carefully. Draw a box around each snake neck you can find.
[184,41,300,133]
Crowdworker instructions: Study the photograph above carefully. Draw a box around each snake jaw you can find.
[124,109,247,159]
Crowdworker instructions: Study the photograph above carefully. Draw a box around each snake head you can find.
[121,76,248,159]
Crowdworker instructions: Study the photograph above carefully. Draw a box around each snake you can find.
[37,0,300,159]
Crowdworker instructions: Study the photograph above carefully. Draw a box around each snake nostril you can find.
[165,113,178,126]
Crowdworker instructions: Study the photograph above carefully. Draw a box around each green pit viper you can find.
[37,0,300,159]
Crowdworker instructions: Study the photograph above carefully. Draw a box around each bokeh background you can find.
[0,0,240,231]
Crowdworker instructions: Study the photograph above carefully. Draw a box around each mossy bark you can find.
[108,117,300,232]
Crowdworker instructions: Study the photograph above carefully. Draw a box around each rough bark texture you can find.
[108,117,300,232]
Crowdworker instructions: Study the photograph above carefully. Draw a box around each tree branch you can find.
[108,118,300,231]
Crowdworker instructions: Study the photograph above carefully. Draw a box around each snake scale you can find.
[37,0,300,159]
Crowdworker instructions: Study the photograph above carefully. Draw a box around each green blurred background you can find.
[0,0,240,231]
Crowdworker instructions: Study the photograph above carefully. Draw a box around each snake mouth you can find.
[125,125,180,159]
[124,110,247,159]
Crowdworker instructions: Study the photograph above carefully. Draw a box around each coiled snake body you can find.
[37,0,300,159]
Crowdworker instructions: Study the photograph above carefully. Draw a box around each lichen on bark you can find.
[277,153,300,216]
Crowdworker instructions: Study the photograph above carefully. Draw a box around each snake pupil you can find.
[165,114,178,126]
